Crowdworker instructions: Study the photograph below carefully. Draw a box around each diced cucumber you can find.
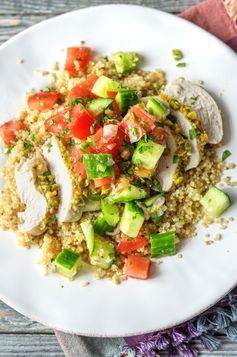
[101,200,120,227]
[80,219,95,255]
[120,202,145,238]
[200,186,231,218]
[145,194,163,207]
[90,238,116,269]
[132,139,165,170]
[146,97,169,120]
[108,184,147,203]
[55,248,81,280]
[150,231,176,257]
[115,90,139,113]
[112,52,139,74]
[83,154,114,179]
[94,214,113,235]
[91,76,122,98]
[86,98,113,116]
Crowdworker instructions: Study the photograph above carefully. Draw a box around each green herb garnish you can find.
[222,150,232,161]
[65,111,71,123]
[48,119,56,127]
[172,49,184,61]
[69,138,75,148]
[155,83,162,91]
[28,132,36,142]
[190,95,199,105]
[176,62,187,68]
[68,97,84,106]
[47,143,53,152]
[189,128,197,139]
[41,86,55,93]
[90,121,97,134]
[172,155,178,164]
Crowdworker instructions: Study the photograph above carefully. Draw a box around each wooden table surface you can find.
[0,1,236,356]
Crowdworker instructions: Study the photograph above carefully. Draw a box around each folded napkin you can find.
[55,1,237,356]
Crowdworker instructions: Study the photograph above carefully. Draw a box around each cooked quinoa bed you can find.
[0,54,225,283]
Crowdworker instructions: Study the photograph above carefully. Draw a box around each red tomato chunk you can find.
[117,233,148,253]
[0,120,26,146]
[65,47,91,73]
[125,255,151,280]
[68,74,99,102]
[28,92,62,112]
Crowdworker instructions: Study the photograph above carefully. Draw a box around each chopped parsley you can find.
[47,143,53,152]
[190,95,199,105]
[172,155,178,164]
[58,128,71,138]
[41,86,55,93]
[43,171,50,176]
[68,97,84,106]
[152,178,163,194]
[155,83,162,91]
[47,119,56,126]
[143,133,148,143]
[89,194,100,201]
[222,150,231,161]
[23,141,33,151]
[69,138,75,148]
[65,111,71,123]
[28,132,36,142]
[129,127,138,137]
[189,128,197,139]
[80,141,90,152]
[90,121,97,134]
[172,49,184,61]
[176,62,187,68]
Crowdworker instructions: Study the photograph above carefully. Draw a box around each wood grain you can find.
[1,1,235,356]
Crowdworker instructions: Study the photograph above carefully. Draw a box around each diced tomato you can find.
[117,233,148,253]
[107,91,117,99]
[70,103,99,140]
[45,107,72,140]
[65,47,91,73]
[68,74,99,102]
[70,146,87,179]
[94,176,114,188]
[120,114,144,143]
[125,255,150,280]
[89,127,124,158]
[28,92,62,112]
[0,120,26,146]
[150,127,166,145]
[130,105,156,131]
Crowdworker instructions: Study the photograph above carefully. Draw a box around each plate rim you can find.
[0,4,237,337]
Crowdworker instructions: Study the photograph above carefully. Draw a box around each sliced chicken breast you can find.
[15,152,48,235]
[172,110,201,171]
[42,137,83,222]
[164,78,223,144]
[157,127,179,191]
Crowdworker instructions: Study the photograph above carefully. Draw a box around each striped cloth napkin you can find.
[55,1,237,356]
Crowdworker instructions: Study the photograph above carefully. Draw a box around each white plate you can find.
[0,5,237,337]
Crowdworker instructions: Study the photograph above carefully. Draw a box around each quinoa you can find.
[0,56,224,283]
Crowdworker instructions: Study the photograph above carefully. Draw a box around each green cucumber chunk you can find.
[200,186,231,218]
[91,76,122,98]
[83,153,114,179]
[132,139,165,170]
[55,248,81,280]
[94,214,113,235]
[86,98,113,116]
[90,238,116,269]
[108,184,147,203]
[115,90,139,113]
[101,200,120,227]
[80,219,95,255]
[150,231,176,258]
[146,97,169,119]
[145,194,162,207]
[112,52,139,74]
[120,202,145,238]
